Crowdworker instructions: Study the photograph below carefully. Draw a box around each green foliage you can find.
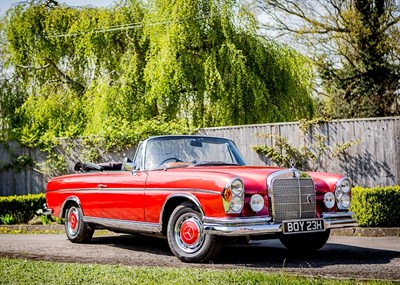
[39,214,55,225]
[0,258,390,285]
[144,0,315,126]
[0,154,34,173]
[0,142,35,173]
[351,186,400,227]
[253,118,360,171]
[319,1,400,118]
[0,213,16,225]
[0,194,46,224]
[258,0,400,119]
[0,0,315,154]
[253,134,308,168]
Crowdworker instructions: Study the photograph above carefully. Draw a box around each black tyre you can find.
[279,229,330,252]
[167,203,222,263]
[65,203,94,243]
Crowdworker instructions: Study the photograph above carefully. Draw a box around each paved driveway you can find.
[0,233,399,281]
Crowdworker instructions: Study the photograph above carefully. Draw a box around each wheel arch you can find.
[60,196,82,218]
[160,194,204,235]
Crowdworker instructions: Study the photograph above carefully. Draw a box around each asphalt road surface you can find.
[0,233,399,281]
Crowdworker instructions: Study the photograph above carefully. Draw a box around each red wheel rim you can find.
[180,220,200,245]
[66,206,80,237]
[174,213,205,254]
[69,211,78,230]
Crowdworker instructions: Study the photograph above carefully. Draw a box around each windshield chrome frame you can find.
[138,135,246,171]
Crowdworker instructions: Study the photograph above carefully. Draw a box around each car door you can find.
[88,171,148,222]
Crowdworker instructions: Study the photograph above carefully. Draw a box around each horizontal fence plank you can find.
[1,117,399,196]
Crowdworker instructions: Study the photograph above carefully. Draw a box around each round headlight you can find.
[323,192,335,209]
[230,179,244,196]
[250,194,264,212]
[340,179,351,193]
[229,196,244,213]
[336,178,351,194]
[335,188,343,199]
[337,193,351,209]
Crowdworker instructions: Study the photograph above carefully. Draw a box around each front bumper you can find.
[203,212,357,236]
[42,203,53,216]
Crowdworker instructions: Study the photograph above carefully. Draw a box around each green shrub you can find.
[0,213,16,225]
[351,186,400,227]
[0,193,45,224]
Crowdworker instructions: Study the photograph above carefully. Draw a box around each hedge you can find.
[0,193,46,224]
[350,186,400,227]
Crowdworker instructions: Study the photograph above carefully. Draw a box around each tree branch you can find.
[16,63,50,70]
[42,57,85,95]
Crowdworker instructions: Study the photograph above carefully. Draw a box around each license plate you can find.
[283,219,325,234]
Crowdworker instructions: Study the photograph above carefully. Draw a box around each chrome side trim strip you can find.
[51,187,219,195]
[83,216,162,234]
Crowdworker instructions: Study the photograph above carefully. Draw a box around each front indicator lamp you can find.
[250,194,264,212]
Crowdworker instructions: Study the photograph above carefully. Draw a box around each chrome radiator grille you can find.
[271,178,316,222]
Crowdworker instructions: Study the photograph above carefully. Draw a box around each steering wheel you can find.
[158,157,182,168]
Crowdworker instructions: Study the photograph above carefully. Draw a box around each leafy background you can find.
[0,0,314,151]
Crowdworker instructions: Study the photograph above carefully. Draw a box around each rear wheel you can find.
[279,230,330,252]
[167,203,222,263]
[65,203,94,243]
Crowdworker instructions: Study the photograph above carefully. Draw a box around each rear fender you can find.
[60,196,82,218]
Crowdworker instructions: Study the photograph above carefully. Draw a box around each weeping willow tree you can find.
[0,0,315,148]
[144,0,315,126]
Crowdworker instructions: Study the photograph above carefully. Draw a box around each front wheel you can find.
[279,229,330,252]
[167,203,222,263]
[65,203,94,243]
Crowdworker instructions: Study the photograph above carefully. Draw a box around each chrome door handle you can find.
[97,184,107,188]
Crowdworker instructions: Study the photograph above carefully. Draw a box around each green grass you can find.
[0,226,63,234]
[0,226,109,235]
[0,257,395,285]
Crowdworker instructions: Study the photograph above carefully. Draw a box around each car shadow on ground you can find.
[91,233,174,257]
[218,240,400,268]
[89,234,400,268]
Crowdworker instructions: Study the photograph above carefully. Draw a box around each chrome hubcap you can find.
[67,206,79,236]
[174,213,204,253]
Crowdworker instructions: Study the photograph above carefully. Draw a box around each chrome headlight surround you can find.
[335,178,352,210]
[222,178,244,214]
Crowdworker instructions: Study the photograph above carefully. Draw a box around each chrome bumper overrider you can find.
[42,204,53,216]
[203,212,358,236]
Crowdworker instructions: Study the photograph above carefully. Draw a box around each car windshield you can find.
[143,136,246,170]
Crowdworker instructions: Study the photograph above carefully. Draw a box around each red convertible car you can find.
[46,135,357,262]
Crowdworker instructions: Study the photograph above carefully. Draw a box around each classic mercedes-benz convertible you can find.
[45,135,357,262]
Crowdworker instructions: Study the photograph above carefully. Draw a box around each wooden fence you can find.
[199,117,400,188]
[0,142,47,196]
[1,117,399,196]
